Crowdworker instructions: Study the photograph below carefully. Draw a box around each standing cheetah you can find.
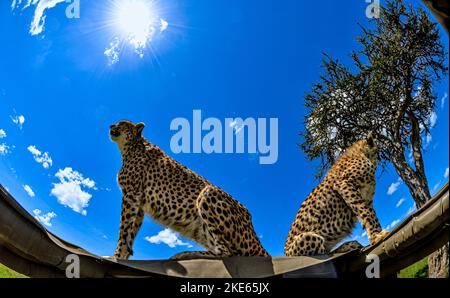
[110,120,268,260]
[284,133,388,256]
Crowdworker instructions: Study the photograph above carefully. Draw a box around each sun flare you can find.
[115,1,154,46]
[105,0,168,64]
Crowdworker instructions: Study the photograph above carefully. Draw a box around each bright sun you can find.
[115,0,154,40]
[105,0,168,64]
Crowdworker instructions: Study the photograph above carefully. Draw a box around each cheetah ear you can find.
[136,122,145,136]
[367,131,375,147]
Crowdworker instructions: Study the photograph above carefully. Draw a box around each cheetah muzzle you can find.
[110,120,269,260]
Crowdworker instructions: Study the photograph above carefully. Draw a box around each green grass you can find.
[398,257,429,278]
[0,263,27,278]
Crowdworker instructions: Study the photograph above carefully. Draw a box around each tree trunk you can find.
[390,148,430,207]
[390,144,448,278]
[429,244,449,278]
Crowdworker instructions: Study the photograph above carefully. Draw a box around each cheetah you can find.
[110,120,268,260]
[284,133,388,256]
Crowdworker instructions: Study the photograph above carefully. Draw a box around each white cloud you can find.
[11,0,23,10]
[50,167,96,216]
[387,179,401,195]
[0,143,10,155]
[11,114,25,129]
[425,133,432,146]
[104,37,121,66]
[441,92,448,109]
[396,197,405,208]
[385,219,401,230]
[428,111,437,128]
[27,145,53,169]
[160,18,168,32]
[33,209,56,227]
[0,129,6,138]
[351,234,360,241]
[432,182,441,192]
[12,0,66,35]
[23,184,35,197]
[444,167,449,179]
[144,228,193,248]
[361,231,367,238]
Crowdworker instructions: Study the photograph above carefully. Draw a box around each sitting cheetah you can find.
[110,120,268,260]
[284,133,388,256]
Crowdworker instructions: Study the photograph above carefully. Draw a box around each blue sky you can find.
[0,0,448,259]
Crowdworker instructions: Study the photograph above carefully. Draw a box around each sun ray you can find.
[103,0,169,65]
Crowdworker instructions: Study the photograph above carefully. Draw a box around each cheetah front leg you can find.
[337,181,388,246]
[114,192,144,260]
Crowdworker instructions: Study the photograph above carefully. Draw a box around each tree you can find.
[301,1,448,277]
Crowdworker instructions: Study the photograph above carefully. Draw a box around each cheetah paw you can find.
[170,251,216,260]
[370,230,389,245]
[102,256,118,262]
[333,241,364,253]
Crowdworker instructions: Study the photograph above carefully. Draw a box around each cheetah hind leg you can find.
[331,240,364,254]
[285,232,327,256]
[170,227,232,260]
[170,250,218,260]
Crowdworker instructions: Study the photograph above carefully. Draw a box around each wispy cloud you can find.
[432,182,441,192]
[27,145,53,169]
[428,111,437,128]
[160,18,168,32]
[406,204,416,216]
[441,92,448,109]
[10,114,25,129]
[385,219,401,231]
[104,37,120,65]
[0,129,6,138]
[395,197,405,208]
[144,228,193,248]
[0,143,10,155]
[12,0,66,35]
[425,133,432,146]
[387,179,401,195]
[351,234,360,241]
[33,209,57,227]
[23,184,35,197]
[430,168,449,194]
[50,167,96,216]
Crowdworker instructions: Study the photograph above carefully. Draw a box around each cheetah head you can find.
[110,120,145,149]
[360,132,378,163]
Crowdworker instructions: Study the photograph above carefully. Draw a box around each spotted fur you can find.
[110,120,268,260]
[284,133,388,256]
